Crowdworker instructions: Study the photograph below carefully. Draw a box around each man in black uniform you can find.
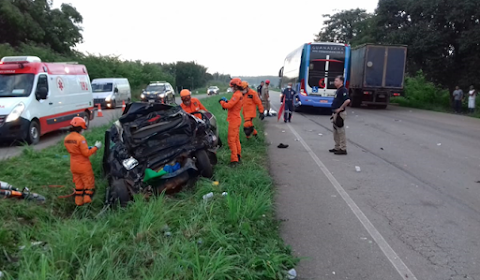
[281,82,296,123]
[257,81,264,98]
[329,76,350,155]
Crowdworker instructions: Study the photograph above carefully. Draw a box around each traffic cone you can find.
[122,100,126,112]
[97,104,103,117]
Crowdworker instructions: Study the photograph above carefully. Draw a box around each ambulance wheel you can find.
[83,111,90,130]
[26,120,40,145]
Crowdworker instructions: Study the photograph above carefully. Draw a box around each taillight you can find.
[393,93,400,96]
[364,91,371,95]
[300,79,307,96]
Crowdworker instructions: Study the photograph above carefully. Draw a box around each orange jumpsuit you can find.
[242,88,264,138]
[64,132,98,206]
[180,97,207,119]
[220,90,244,162]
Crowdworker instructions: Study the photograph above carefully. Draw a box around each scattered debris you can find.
[277,143,289,149]
[164,231,172,237]
[202,192,214,200]
[287,268,297,279]
[264,132,268,136]
[333,271,336,275]
[221,192,228,196]
[360,237,368,240]
[318,133,323,136]
[19,241,45,250]
[380,147,384,150]
[212,181,219,186]
[197,238,203,245]
[355,166,361,172]
[281,130,286,133]
[308,129,313,132]
[476,181,480,184]
[437,143,442,146]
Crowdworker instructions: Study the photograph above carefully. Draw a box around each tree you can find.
[314,9,373,44]
[0,0,83,54]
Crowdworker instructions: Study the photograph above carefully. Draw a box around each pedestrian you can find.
[64,117,102,206]
[257,81,264,99]
[329,76,350,155]
[241,81,264,139]
[468,85,476,114]
[219,78,244,166]
[261,80,271,116]
[453,86,464,113]
[179,89,207,119]
[281,82,295,123]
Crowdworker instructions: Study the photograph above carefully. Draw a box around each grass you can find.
[0,95,297,279]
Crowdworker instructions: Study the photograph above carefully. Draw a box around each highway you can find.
[0,94,208,161]
[266,91,480,280]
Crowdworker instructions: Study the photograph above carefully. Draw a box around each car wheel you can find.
[194,149,213,178]
[26,120,40,145]
[110,179,131,208]
[111,99,117,109]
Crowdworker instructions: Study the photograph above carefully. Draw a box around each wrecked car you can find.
[102,102,220,207]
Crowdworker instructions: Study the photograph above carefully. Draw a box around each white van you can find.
[0,56,95,144]
[91,78,131,109]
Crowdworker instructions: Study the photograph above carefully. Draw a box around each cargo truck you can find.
[348,44,407,109]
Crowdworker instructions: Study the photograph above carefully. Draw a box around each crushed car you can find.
[102,102,220,207]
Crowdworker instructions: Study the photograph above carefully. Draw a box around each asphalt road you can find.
[0,94,209,161]
[266,91,480,280]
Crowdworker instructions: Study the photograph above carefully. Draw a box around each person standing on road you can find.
[241,81,264,139]
[64,117,102,206]
[257,81,264,99]
[280,82,296,123]
[329,76,350,155]
[179,89,207,119]
[453,86,464,114]
[261,80,271,116]
[220,78,244,166]
[468,85,476,114]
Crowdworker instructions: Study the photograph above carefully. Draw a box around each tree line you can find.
[0,0,230,96]
[314,0,480,93]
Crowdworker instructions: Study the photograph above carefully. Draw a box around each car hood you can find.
[0,98,28,115]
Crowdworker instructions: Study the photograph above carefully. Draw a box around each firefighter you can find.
[64,117,102,206]
[281,82,296,123]
[219,78,244,166]
[241,81,264,138]
[179,89,207,119]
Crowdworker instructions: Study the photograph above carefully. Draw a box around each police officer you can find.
[280,82,296,123]
[329,76,350,155]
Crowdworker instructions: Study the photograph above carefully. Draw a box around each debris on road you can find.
[318,133,323,136]
[287,268,297,279]
[380,147,384,150]
[281,130,286,133]
[355,166,361,172]
[277,143,289,149]
[437,143,442,146]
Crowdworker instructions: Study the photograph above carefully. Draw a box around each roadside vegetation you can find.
[0,96,297,279]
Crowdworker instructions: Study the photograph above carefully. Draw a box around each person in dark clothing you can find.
[257,81,264,99]
[329,76,350,155]
[281,82,296,122]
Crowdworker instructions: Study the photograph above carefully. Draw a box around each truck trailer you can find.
[348,44,407,109]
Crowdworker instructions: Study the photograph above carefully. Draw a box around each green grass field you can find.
[0,96,297,279]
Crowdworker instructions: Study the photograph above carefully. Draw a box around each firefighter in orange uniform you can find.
[64,117,102,206]
[241,81,264,139]
[179,89,207,119]
[219,78,244,166]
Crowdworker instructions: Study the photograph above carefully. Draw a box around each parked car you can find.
[92,78,131,109]
[102,102,221,207]
[207,86,220,95]
[140,81,175,104]
[226,87,233,93]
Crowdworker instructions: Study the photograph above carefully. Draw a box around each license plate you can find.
[148,99,155,103]
[320,100,328,103]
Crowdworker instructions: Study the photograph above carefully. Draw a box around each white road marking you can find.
[285,122,418,280]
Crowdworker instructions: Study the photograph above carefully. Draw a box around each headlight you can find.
[140,94,145,99]
[122,157,139,170]
[6,102,25,122]
[105,95,112,102]
[159,93,165,98]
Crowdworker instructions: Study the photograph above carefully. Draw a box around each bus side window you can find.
[36,74,49,100]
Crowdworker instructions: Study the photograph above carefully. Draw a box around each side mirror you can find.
[37,87,48,99]
[114,88,119,93]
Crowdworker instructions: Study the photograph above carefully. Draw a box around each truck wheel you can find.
[26,120,40,145]
[194,149,213,178]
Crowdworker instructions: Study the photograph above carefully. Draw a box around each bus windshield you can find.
[0,74,35,98]
[308,44,346,91]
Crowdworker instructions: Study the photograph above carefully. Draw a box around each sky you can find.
[54,0,378,76]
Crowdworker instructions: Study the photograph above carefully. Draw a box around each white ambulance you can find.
[0,56,95,144]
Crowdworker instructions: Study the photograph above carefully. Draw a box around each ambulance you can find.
[0,56,95,144]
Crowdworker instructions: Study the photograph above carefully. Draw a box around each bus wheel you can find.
[26,120,40,145]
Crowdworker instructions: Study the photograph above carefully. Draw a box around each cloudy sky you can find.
[54,0,378,76]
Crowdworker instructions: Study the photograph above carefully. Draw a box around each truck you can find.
[348,44,407,109]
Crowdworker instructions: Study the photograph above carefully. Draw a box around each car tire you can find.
[110,179,131,208]
[194,149,213,178]
[26,120,40,145]
[111,99,117,109]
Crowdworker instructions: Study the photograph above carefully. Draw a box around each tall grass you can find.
[0,96,297,279]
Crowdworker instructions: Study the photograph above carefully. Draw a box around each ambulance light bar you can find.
[0,56,42,64]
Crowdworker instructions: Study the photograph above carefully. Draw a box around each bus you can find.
[279,42,351,110]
